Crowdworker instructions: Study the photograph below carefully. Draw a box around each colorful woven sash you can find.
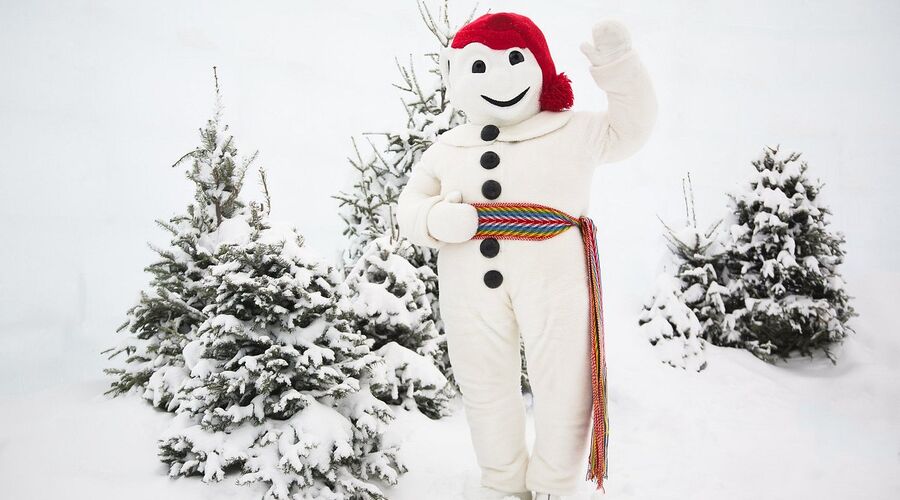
[470,202,609,491]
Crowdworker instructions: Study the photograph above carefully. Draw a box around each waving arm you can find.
[580,20,658,165]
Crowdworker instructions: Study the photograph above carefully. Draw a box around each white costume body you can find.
[398,39,657,496]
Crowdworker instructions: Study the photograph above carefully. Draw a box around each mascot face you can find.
[444,42,544,127]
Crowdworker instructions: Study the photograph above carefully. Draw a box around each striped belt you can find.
[470,202,609,491]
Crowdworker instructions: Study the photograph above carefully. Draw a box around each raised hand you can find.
[579,19,633,68]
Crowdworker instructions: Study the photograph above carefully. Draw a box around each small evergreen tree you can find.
[162,205,404,500]
[718,147,855,362]
[106,72,405,499]
[340,235,453,419]
[640,274,707,371]
[334,1,467,269]
[640,176,724,371]
[104,68,252,409]
[333,1,475,390]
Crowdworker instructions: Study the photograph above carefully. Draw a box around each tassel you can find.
[580,217,609,492]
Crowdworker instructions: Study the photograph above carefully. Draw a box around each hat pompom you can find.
[539,72,574,112]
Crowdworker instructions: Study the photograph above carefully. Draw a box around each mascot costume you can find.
[397,12,657,500]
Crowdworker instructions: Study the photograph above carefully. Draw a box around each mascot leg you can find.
[515,273,593,495]
[443,290,529,494]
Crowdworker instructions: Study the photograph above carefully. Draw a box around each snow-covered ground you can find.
[4,329,898,499]
[1,0,898,499]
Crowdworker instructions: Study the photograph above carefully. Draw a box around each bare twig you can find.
[258,166,272,215]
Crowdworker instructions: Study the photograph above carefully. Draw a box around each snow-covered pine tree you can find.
[639,175,725,371]
[161,204,405,500]
[104,69,252,409]
[717,147,855,362]
[107,72,405,499]
[332,1,474,389]
[640,274,707,371]
[333,1,466,269]
[339,235,452,419]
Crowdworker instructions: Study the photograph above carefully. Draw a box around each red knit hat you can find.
[451,12,573,112]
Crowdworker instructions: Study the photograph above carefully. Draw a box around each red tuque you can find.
[451,12,574,112]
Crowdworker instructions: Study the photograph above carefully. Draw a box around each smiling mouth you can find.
[481,87,530,107]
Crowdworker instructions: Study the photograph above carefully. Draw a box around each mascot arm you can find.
[398,150,478,248]
[397,152,446,249]
[580,20,658,165]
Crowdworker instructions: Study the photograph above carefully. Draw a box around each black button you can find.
[480,151,500,169]
[481,180,501,200]
[480,238,500,258]
[480,125,499,141]
[484,270,503,288]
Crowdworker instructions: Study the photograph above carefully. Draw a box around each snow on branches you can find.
[105,74,405,499]
[339,236,453,419]
[642,148,855,369]
[640,175,722,371]
[160,217,405,499]
[719,146,855,361]
[332,1,477,393]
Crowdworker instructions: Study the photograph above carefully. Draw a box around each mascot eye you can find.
[509,50,524,65]
[471,60,486,73]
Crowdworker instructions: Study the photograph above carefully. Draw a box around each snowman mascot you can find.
[397,12,657,500]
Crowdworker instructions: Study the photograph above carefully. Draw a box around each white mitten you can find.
[426,191,478,244]
[579,19,632,67]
